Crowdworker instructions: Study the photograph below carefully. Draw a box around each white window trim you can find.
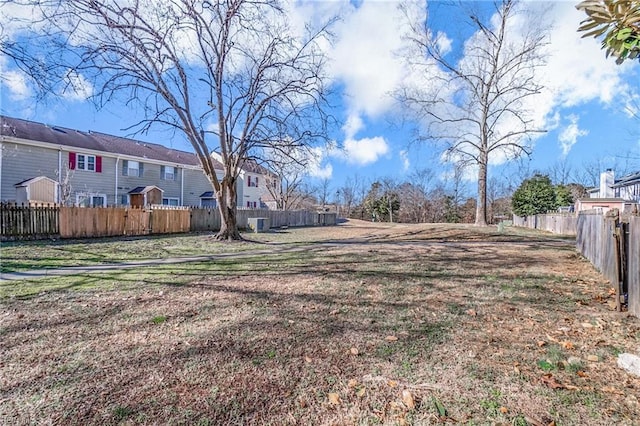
[77,154,96,172]
[162,197,180,206]
[163,166,176,181]
[127,160,140,177]
[76,192,107,207]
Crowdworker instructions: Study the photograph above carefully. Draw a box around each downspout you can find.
[0,140,4,202]
[181,167,184,206]
[115,157,119,206]
[58,149,62,204]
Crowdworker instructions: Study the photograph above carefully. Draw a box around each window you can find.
[201,198,217,208]
[247,175,259,187]
[76,192,107,207]
[162,197,179,206]
[69,152,102,172]
[246,201,257,208]
[161,166,177,181]
[122,160,143,177]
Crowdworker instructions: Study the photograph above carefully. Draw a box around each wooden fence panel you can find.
[124,208,150,236]
[0,203,59,239]
[60,207,127,238]
[629,217,640,317]
[150,209,190,234]
[190,208,221,232]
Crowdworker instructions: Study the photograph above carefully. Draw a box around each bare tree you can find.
[318,177,331,209]
[55,164,74,206]
[263,148,314,211]
[398,0,548,226]
[3,0,333,240]
[547,158,574,186]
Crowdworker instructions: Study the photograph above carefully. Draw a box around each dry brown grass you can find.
[1,221,639,425]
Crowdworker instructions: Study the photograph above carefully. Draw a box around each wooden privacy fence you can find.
[0,203,58,239]
[512,213,577,235]
[1,204,336,240]
[514,210,640,317]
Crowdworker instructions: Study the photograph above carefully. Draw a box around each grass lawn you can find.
[1,221,639,425]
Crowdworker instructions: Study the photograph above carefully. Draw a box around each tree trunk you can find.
[216,177,242,241]
[475,152,488,226]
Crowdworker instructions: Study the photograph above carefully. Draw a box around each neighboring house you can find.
[210,152,277,209]
[577,169,639,213]
[0,116,277,208]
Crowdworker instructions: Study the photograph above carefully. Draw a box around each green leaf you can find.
[433,397,448,417]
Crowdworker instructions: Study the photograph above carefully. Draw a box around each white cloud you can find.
[558,114,588,157]
[342,113,364,139]
[435,31,452,55]
[329,1,406,118]
[61,70,93,101]
[307,147,333,179]
[343,136,389,165]
[399,149,410,171]
[1,69,30,100]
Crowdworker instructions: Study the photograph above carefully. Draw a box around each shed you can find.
[14,176,59,204]
[128,186,163,207]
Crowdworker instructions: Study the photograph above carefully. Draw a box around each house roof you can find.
[0,115,224,169]
[15,176,58,187]
[612,171,640,188]
[577,198,627,203]
[200,191,215,198]
[128,186,164,195]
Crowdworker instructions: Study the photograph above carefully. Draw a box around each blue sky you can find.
[1,0,639,196]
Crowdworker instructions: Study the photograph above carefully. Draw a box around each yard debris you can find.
[385,335,398,342]
[402,390,415,409]
[349,347,359,356]
[618,353,640,377]
[328,393,340,405]
[587,355,599,362]
[540,374,565,389]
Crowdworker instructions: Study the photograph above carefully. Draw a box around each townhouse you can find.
[0,115,276,208]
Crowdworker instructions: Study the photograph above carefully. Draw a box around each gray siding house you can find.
[0,116,273,208]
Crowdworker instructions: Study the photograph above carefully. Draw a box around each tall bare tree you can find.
[398,0,548,226]
[2,0,333,239]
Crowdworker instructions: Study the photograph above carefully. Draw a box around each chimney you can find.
[600,169,615,198]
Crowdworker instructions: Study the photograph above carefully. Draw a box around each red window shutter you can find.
[68,152,76,170]
[96,156,102,173]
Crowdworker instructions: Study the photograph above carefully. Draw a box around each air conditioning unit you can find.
[247,217,270,233]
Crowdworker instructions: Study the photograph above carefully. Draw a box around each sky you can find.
[1,0,640,199]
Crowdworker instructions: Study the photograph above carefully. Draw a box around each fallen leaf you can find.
[328,393,340,405]
[577,370,588,378]
[601,386,624,395]
[304,356,312,363]
[581,323,594,329]
[386,335,398,342]
[387,380,398,388]
[402,390,415,409]
[350,347,359,356]
[537,340,546,347]
[356,387,366,397]
[587,355,599,362]
[329,309,340,316]
[499,406,508,414]
[348,379,358,388]
[541,374,565,389]
[608,287,616,295]
[299,398,307,408]
[466,309,477,316]
[560,341,574,350]
[564,385,579,390]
